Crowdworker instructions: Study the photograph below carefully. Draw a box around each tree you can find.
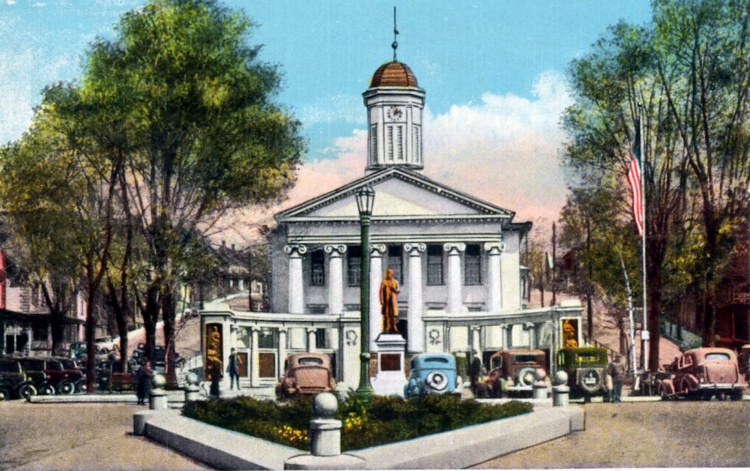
[80,0,305,379]
[563,19,694,370]
[651,0,750,346]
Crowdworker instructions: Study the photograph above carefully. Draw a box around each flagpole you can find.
[639,113,649,373]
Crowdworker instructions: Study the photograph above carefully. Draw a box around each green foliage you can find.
[182,395,532,452]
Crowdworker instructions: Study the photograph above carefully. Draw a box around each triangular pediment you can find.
[276,168,514,222]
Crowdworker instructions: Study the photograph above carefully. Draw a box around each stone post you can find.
[184,372,201,402]
[552,371,570,407]
[150,374,168,410]
[532,368,549,400]
[284,393,366,470]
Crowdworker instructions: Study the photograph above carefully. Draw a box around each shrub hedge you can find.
[182,394,533,452]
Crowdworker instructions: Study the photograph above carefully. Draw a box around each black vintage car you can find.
[0,358,37,400]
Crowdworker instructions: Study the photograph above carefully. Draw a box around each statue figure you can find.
[562,319,579,348]
[205,325,223,380]
[379,268,400,333]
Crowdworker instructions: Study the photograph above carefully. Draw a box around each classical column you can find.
[525,322,536,349]
[444,243,466,314]
[500,324,508,349]
[284,244,307,314]
[369,245,386,351]
[277,328,288,379]
[250,327,260,387]
[325,245,347,315]
[405,243,426,353]
[307,327,317,353]
[471,325,481,355]
[484,241,506,314]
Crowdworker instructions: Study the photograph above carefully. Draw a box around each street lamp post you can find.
[355,186,375,398]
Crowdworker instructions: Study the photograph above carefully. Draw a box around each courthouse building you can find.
[201,57,583,390]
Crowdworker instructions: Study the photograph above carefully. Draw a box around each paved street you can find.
[2,398,750,469]
[474,400,750,469]
[0,401,212,471]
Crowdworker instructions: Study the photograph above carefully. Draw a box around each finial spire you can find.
[392,6,399,62]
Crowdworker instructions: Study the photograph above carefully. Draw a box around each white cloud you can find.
[273,70,572,224]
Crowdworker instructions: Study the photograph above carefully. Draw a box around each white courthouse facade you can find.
[201,60,583,390]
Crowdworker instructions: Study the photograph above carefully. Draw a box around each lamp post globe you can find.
[355,186,375,398]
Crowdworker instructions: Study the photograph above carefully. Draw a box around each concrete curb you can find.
[135,404,585,470]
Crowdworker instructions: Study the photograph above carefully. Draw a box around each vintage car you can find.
[0,358,37,400]
[484,349,546,398]
[276,353,335,399]
[555,347,609,400]
[658,347,747,401]
[14,357,81,395]
[404,353,459,398]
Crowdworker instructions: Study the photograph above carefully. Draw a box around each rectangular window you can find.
[311,250,325,286]
[465,244,482,285]
[258,328,278,349]
[413,127,421,163]
[396,125,404,160]
[386,126,394,162]
[316,328,328,349]
[370,125,377,164]
[347,246,362,286]
[388,245,403,283]
[427,244,444,285]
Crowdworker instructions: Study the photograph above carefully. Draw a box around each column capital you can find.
[484,241,507,254]
[284,244,307,256]
[443,242,466,254]
[470,325,482,333]
[278,327,289,334]
[404,243,426,254]
[370,244,387,256]
[324,244,347,255]
[524,322,535,329]
[306,327,318,334]
[250,326,262,333]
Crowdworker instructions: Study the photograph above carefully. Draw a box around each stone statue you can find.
[379,268,400,333]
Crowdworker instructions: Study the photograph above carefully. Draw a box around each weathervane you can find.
[392,6,399,62]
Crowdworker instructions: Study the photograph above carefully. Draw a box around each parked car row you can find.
[0,356,86,400]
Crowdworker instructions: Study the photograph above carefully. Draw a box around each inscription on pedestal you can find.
[380,353,401,372]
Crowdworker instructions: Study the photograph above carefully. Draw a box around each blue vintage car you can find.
[404,353,459,398]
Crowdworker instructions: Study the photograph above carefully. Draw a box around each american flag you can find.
[627,152,643,237]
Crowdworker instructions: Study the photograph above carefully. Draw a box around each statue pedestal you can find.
[370,333,407,397]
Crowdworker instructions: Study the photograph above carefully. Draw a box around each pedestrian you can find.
[607,355,625,403]
[136,359,154,405]
[227,348,241,390]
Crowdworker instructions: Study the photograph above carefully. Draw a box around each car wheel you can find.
[40,384,55,396]
[19,384,37,400]
[74,380,86,393]
[425,371,449,392]
[58,381,75,395]
[730,389,743,401]
[0,387,11,401]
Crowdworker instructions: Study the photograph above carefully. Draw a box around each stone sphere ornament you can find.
[152,374,167,389]
[312,392,338,419]
[186,372,199,386]
[534,368,547,381]
[553,370,568,386]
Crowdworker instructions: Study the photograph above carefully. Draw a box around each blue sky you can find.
[0,0,653,242]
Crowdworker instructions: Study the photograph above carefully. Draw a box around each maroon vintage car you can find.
[484,349,546,398]
[659,347,747,401]
[276,353,335,400]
